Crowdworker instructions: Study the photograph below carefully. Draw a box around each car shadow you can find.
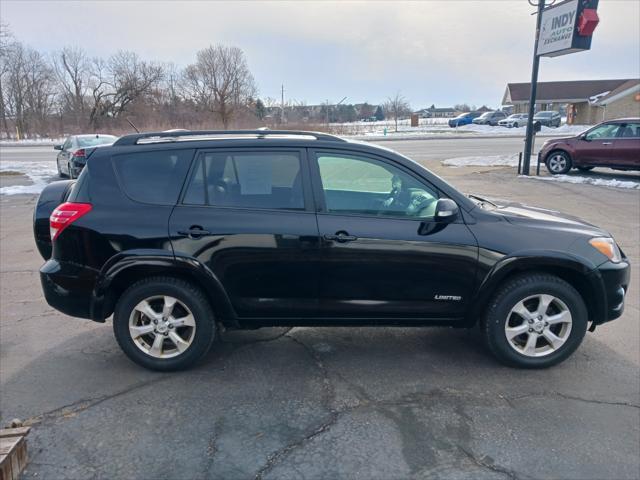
[568,168,640,181]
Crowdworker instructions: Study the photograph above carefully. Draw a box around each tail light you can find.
[50,202,92,241]
[72,149,86,158]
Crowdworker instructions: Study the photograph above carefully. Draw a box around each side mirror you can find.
[54,144,63,151]
[434,198,459,222]
[581,134,590,141]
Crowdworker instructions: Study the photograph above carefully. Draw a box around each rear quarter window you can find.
[112,149,194,205]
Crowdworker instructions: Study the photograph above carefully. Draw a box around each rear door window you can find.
[617,123,640,138]
[112,149,194,205]
[182,151,305,210]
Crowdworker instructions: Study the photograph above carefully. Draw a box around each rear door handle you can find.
[324,231,358,243]
[177,226,211,239]
[602,142,613,145]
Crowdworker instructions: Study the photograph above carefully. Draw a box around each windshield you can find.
[76,135,117,148]
[480,112,493,118]
[535,112,553,118]
[455,113,470,118]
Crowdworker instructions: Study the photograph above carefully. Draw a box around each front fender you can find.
[90,250,236,324]
[465,249,605,326]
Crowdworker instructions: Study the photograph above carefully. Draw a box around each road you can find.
[1,139,639,479]
[373,136,530,162]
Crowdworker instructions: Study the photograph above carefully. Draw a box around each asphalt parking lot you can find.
[1,140,639,479]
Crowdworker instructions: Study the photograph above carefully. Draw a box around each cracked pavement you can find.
[1,142,639,479]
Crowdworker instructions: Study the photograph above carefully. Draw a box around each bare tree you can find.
[86,51,163,128]
[383,92,411,132]
[182,45,256,128]
[53,46,90,127]
[0,23,14,136]
[454,103,471,112]
[86,57,110,129]
[107,51,163,117]
[3,40,56,137]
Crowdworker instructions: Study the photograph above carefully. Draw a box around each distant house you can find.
[416,106,458,118]
[502,79,640,124]
[476,105,492,113]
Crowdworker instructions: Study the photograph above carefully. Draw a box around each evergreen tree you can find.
[374,105,384,121]
[255,98,266,120]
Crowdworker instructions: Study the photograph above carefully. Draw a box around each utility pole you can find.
[281,84,285,125]
[325,99,329,126]
[522,0,546,175]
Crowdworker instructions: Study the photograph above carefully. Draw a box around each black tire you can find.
[482,273,588,369]
[113,276,216,371]
[67,163,75,180]
[576,166,594,172]
[545,150,572,175]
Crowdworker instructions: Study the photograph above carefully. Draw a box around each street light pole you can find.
[522,0,546,176]
[325,97,347,126]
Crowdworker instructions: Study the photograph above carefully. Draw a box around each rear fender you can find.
[33,180,75,260]
[465,250,605,327]
[91,251,237,325]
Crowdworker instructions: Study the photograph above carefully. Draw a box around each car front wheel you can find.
[546,151,572,174]
[113,277,216,371]
[482,273,587,368]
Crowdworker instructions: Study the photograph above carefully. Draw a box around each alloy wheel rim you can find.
[128,295,196,359]
[504,294,572,358]
[548,155,567,173]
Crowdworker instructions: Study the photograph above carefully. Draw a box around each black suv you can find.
[34,130,630,371]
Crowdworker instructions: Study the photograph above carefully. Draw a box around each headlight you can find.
[589,237,622,263]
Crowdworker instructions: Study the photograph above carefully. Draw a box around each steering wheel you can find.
[381,175,410,212]
[382,175,436,217]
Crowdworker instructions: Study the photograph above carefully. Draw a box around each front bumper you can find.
[40,259,98,319]
[590,259,631,324]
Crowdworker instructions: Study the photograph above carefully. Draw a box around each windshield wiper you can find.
[468,194,497,208]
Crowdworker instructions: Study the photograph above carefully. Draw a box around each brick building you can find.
[502,79,640,124]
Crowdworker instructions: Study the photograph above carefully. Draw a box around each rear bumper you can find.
[590,259,631,324]
[40,259,98,320]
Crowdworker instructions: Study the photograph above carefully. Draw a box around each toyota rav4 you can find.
[34,130,630,371]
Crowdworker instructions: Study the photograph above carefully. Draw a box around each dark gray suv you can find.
[472,111,508,126]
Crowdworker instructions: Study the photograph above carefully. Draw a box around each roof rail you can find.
[112,129,346,146]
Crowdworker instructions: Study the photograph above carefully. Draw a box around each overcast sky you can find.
[2,0,639,108]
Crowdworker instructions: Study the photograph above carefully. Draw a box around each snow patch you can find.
[442,154,536,167]
[0,160,58,195]
[520,174,640,190]
[0,137,65,146]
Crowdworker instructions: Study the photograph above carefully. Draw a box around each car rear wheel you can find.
[113,277,216,371]
[482,273,587,368]
[546,151,572,174]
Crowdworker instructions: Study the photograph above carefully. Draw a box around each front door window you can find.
[585,124,621,141]
[316,153,439,219]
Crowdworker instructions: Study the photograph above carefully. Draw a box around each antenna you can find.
[126,118,140,133]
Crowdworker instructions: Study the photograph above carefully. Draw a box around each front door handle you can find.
[602,142,613,145]
[177,226,211,239]
[324,231,358,243]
